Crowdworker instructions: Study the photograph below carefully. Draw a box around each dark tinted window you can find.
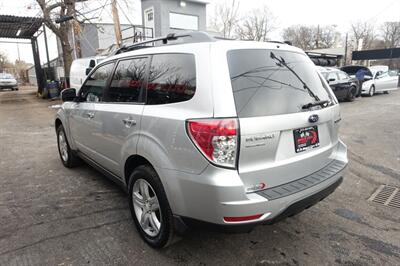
[228,49,333,117]
[146,54,196,104]
[79,63,114,102]
[105,58,147,102]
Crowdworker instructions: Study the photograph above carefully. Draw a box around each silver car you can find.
[0,73,18,90]
[56,32,347,248]
[362,70,399,96]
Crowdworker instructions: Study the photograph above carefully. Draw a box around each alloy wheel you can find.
[58,130,69,162]
[132,179,161,237]
[369,86,375,96]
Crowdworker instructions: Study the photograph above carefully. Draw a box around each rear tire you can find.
[56,124,81,168]
[128,165,174,248]
[368,85,375,97]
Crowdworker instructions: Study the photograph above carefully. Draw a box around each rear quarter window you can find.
[146,53,196,105]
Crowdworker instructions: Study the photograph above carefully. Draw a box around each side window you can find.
[379,71,389,78]
[105,58,147,103]
[79,63,114,102]
[146,54,196,105]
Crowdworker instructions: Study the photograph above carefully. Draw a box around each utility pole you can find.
[43,25,51,69]
[344,33,348,65]
[111,0,122,48]
[17,43,21,62]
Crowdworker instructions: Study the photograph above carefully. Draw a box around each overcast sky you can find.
[0,0,399,64]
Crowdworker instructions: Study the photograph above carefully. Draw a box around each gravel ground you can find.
[0,86,399,265]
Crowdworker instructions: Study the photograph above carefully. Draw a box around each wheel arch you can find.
[124,155,153,186]
[55,118,62,130]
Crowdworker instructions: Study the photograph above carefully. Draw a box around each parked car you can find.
[361,69,399,96]
[56,32,348,248]
[318,67,359,101]
[69,56,105,90]
[0,73,18,91]
[369,65,389,78]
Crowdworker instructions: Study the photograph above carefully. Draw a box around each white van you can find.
[69,56,105,90]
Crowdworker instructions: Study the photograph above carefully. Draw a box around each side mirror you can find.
[85,67,93,75]
[89,59,96,68]
[61,88,77,102]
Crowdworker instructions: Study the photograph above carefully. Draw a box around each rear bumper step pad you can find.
[256,160,347,200]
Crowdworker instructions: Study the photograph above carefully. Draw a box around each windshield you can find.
[227,49,333,118]
[0,73,14,79]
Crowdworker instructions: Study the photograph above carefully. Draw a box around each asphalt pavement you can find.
[0,86,399,265]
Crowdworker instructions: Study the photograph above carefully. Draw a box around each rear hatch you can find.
[227,49,341,191]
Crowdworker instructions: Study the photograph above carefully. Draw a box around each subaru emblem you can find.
[309,114,319,123]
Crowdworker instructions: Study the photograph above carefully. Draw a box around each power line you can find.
[79,0,111,16]
[116,0,134,26]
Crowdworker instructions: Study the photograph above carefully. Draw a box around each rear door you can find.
[226,49,340,189]
[91,57,147,176]
[388,70,400,89]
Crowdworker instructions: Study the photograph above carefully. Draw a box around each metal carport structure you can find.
[352,48,400,61]
[0,15,45,93]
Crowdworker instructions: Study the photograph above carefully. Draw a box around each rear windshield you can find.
[227,49,333,118]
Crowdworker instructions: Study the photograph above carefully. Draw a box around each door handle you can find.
[122,118,137,128]
[86,112,95,119]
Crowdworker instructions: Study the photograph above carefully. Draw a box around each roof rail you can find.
[111,31,216,55]
[266,40,292,45]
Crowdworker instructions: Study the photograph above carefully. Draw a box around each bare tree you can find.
[317,25,341,49]
[0,51,12,72]
[381,21,400,48]
[235,5,275,41]
[209,0,240,38]
[282,25,340,50]
[282,25,315,50]
[350,21,376,50]
[36,0,87,81]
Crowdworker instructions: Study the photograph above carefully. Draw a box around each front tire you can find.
[128,165,174,248]
[56,125,81,168]
[346,86,356,102]
[368,85,375,97]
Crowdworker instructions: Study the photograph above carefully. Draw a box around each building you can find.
[28,0,210,86]
[141,0,208,37]
[61,23,145,60]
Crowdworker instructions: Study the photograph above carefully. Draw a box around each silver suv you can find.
[56,32,347,248]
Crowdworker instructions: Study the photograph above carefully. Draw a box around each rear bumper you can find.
[159,140,347,227]
[179,176,343,233]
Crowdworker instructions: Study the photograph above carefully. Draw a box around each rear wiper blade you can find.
[302,100,330,110]
[270,52,320,102]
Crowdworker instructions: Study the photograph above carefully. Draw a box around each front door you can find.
[69,62,115,161]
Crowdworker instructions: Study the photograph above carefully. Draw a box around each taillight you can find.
[186,118,238,168]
